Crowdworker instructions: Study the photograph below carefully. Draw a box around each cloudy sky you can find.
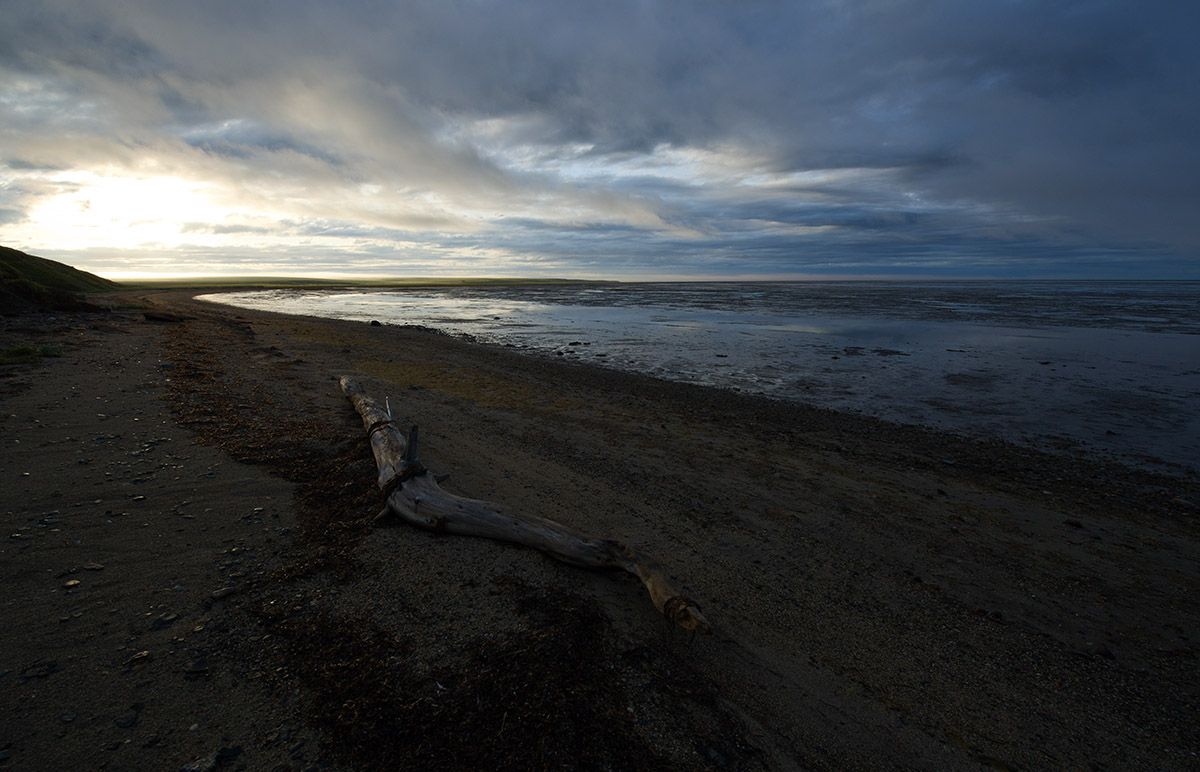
[1,0,1197,279]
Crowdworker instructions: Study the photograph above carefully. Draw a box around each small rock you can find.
[19,660,59,681]
[369,320,382,327]
[181,752,219,772]
[143,310,189,323]
[184,658,209,678]
[115,712,138,728]
[210,587,236,600]
[1063,518,1084,528]
[216,746,243,762]
[179,746,241,772]
[151,612,179,630]
[123,650,151,668]
[705,746,728,766]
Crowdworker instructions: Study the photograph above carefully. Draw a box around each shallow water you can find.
[200,282,1200,471]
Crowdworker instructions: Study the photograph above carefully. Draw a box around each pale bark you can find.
[340,376,709,633]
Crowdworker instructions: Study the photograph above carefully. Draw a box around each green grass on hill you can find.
[1,245,121,314]
[0,246,120,293]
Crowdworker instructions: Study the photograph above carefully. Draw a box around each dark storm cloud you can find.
[1,0,1196,277]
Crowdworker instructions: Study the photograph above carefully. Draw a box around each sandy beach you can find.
[2,289,1198,771]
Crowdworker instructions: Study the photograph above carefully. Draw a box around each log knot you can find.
[398,460,427,482]
[366,419,393,439]
[663,595,708,632]
[663,595,689,620]
[381,462,427,498]
[380,421,427,495]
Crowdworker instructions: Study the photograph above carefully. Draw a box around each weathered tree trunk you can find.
[340,376,709,633]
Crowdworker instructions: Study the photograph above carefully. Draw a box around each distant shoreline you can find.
[112,276,1200,290]
[192,282,1200,474]
[113,276,615,291]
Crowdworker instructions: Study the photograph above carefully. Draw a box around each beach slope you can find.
[1,290,1196,771]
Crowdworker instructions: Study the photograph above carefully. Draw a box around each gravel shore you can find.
[2,290,1197,771]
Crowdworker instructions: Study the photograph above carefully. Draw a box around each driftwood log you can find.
[340,376,710,633]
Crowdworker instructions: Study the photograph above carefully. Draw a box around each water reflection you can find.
[199,284,1200,470]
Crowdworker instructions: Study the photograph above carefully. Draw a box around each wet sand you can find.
[2,290,1197,771]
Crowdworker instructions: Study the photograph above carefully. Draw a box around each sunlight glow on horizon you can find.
[12,172,235,251]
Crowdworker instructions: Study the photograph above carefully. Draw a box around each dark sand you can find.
[1,290,1197,771]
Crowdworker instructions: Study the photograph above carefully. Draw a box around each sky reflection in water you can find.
[201,284,1200,471]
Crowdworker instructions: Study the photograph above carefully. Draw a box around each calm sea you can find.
[200,282,1200,471]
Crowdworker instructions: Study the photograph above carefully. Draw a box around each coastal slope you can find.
[1,290,1196,771]
[0,246,119,314]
